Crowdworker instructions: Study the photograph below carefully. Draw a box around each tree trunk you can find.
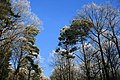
[111,27,120,58]
[98,34,110,80]
[28,67,31,80]
[82,41,90,80]
[14,47,23,80]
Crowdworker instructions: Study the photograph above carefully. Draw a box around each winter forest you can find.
[0,0,120,80]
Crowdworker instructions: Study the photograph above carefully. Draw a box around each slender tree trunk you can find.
[14,47,23,80]
[28,66,31,80]
[59,64,62,80]
[82,40,90,80]
[98,34,110,80]
[111,27,120,58]
[107,48,115,80]
[68,59,71,80]
[97,56,102,80]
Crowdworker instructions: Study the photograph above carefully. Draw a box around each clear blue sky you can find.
[29,0,117,77]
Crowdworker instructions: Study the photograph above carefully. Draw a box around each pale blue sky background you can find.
[29,0,118,77]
